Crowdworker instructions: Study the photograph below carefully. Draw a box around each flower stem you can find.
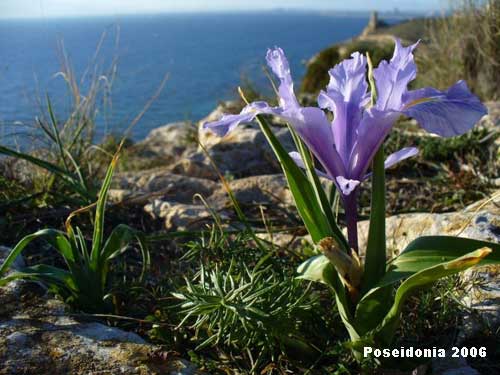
[344,191,359,253]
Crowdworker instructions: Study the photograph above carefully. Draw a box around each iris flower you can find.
[203,39,487,251]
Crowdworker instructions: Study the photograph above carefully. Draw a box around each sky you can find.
[0,0,447,19]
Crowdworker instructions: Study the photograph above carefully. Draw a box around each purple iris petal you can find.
[348,108,400,180]
[382,146,419,170]
[374,39,419,111]
[318,52,369,165]
[202,101,282,137]
[336,176,360,196]
[266,47,300,110]
[288,151,330,179]
[363,147,419,180]
[289,106,346,180]
[202,112,255,137]
[402,80,488,137]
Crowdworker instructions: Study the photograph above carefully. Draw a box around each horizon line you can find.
[0,8,437,21]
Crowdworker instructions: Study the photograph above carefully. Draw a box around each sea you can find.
[0,11,400,146]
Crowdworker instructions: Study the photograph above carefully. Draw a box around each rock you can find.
[114,169,218,204]
[145,200,227,231]
[192,106,295,179]
[432,355,480,375]
[142,174,295,231]
[208,174,293,209]
[136,121,197,159]
[355,191,500,257]
[458,264,500,341]
[0,247,201,375]
[480,101,500,129]
[169,151,219,180]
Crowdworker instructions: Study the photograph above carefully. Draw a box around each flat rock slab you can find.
[356,191,500,256]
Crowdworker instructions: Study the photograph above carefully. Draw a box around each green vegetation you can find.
[0,150,150,313]
[374,17,429,41]
[417,0,500,100]
[371,125,499,214]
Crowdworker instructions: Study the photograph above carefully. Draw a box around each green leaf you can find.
[0,144,91,202]
[355,235,500,336]
[353,285,392,336]
[297,255,330,283]
[361,51,386,295]
[90,150,120,266]
[361,145,387,294]
[100,224,150,283]
[381,235,500,287]
[288,126,348,251]
[0,229,68,277]
[0,264,76,300]
[254,114,332,243]
[46,94,71,172]
[0,145,73,180]
[374,246,492,344]
[297,255,358,340]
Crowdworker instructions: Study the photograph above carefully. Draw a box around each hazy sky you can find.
[1,0,447,19]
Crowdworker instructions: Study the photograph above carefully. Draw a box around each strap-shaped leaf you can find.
[0,145,91,201]
[0,229,69,277]
[355,235,500,335]
[100,224,150,283]
[90,150,120,265]
[297,255,358,340]
[361,145,386,294]
[383,236,499,286]
[373,246,492,344]
[254,114,332,243]
[0,264,75,291]
[362,52,386,294]
[288,125,348,251]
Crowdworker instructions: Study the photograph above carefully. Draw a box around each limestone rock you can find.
[144,200,226,231]
[136,121,197,159]
[480,101,500,129]
[356,191,500,257]
[169,151,219,180]
[114,169,217,204]
[208,174,293,209]
[142,174,294,231]
[458,264,500,341]
[194,107,295,179]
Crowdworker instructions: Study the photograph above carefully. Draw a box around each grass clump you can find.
[0,150,150,313]
[416,0,500,100]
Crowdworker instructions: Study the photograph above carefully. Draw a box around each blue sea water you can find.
[0,12,389,145]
